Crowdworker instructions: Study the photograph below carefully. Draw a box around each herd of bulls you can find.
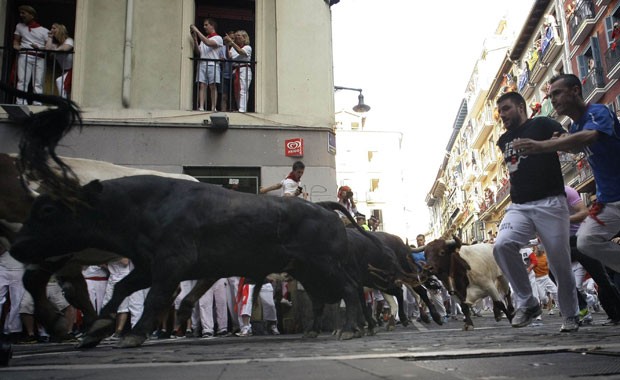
[0,85,515,349]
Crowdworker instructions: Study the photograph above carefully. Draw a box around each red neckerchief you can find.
[26,20,41,32]
[286,171,299,182]
[207,32,218,39]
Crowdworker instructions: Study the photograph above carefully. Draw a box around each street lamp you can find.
[334,86,371,113]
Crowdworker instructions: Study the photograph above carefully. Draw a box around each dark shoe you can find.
[215,330,228,337]
[17,335,37,344]
[511,305,542,328]
[157,330,171,340]
[602,318,620,326]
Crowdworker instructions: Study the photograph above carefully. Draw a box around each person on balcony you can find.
[190,19,223,112]
[12,5,49,105]
[45,23,74,99]
[225,30,252,113]
[513,73,620,299]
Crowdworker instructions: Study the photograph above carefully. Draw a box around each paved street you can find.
[2,311,620,379]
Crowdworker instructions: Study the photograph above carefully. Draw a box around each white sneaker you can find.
[269,325,280,335]
[236,326,252,337]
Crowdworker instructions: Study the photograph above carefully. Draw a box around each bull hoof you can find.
[303,331,319,339]
[88,318,115,336]
[420,314,431,324]
[339,331,355,340]
[0,342,12,367]
[76,335,102,349]
[495,316,503,322]
[366,328,376,336]
[116,334,146,348]
[432,315,444,325]
[462,324,474,331]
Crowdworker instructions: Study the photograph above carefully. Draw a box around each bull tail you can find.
[0,81,83,201]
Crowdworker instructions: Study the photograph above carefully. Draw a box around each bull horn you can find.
[410,245,426,253]
[445,239,456,246]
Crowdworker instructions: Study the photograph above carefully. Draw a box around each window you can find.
[193,1,255,112]
[2,1,77,103]
[370,178,380,192]
[185,166,260,194]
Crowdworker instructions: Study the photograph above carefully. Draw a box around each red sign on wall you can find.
[285,138,304,157]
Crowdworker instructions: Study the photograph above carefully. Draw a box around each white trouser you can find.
[198,278,228,334]
[55,71,70,98]
[102,279,147,327]
[235,67,252,112]
[226,277,241,331]
[493,195,578,318]
[528,270,539,303]
[577,200,620,273]
[85,278,108,315]
[174,280,200,331]
[16,53,45,105]
[534,274,558,307]
[0,268,25,333]
[381,293,399,319]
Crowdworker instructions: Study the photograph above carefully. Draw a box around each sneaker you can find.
[512,304,543,328]
[548,309,555,315]
[602,318,620,326]
[580,311,594,325]
[104,333,121,342]
[560,316,580,332]
[269,325,280,335]
[215,330,228,337]
[535,315,543,321]
[235,326,252,337]
[185,329,194,338]
[201,332,214,339]
[157,330,170,340]
[18,335,37,344]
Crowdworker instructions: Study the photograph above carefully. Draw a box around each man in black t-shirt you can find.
[493,91,579,332]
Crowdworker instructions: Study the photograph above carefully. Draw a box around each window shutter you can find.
[605,16,615,46]
[577,55,588,77]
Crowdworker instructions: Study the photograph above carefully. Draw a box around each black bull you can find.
[11,175,367,348]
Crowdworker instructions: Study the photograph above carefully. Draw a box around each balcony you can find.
[517,68,535,98]
[517,67,530,93]
[0,46,256,114]
[566,159,594,190]
[582,67,606,104]
[605,45,620,79]
[190,57,256,112]
[540,28,563,64]
[471,122,493,149]
[568,0,596,46]
[0,47,74,103]
[495,179,511,206]
[529,54,547,83]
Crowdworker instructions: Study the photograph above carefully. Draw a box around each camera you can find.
[297,186,304,194]
[346,190,354,198]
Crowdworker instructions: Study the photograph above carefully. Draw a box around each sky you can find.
[331,0,535,235]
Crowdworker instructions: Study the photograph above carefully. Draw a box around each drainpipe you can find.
[122,0,134,108]
[556,0,573,74]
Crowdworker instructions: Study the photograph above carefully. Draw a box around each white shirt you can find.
[52,37,74,70]
[281,178,300,197]
[14,23,49,50]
